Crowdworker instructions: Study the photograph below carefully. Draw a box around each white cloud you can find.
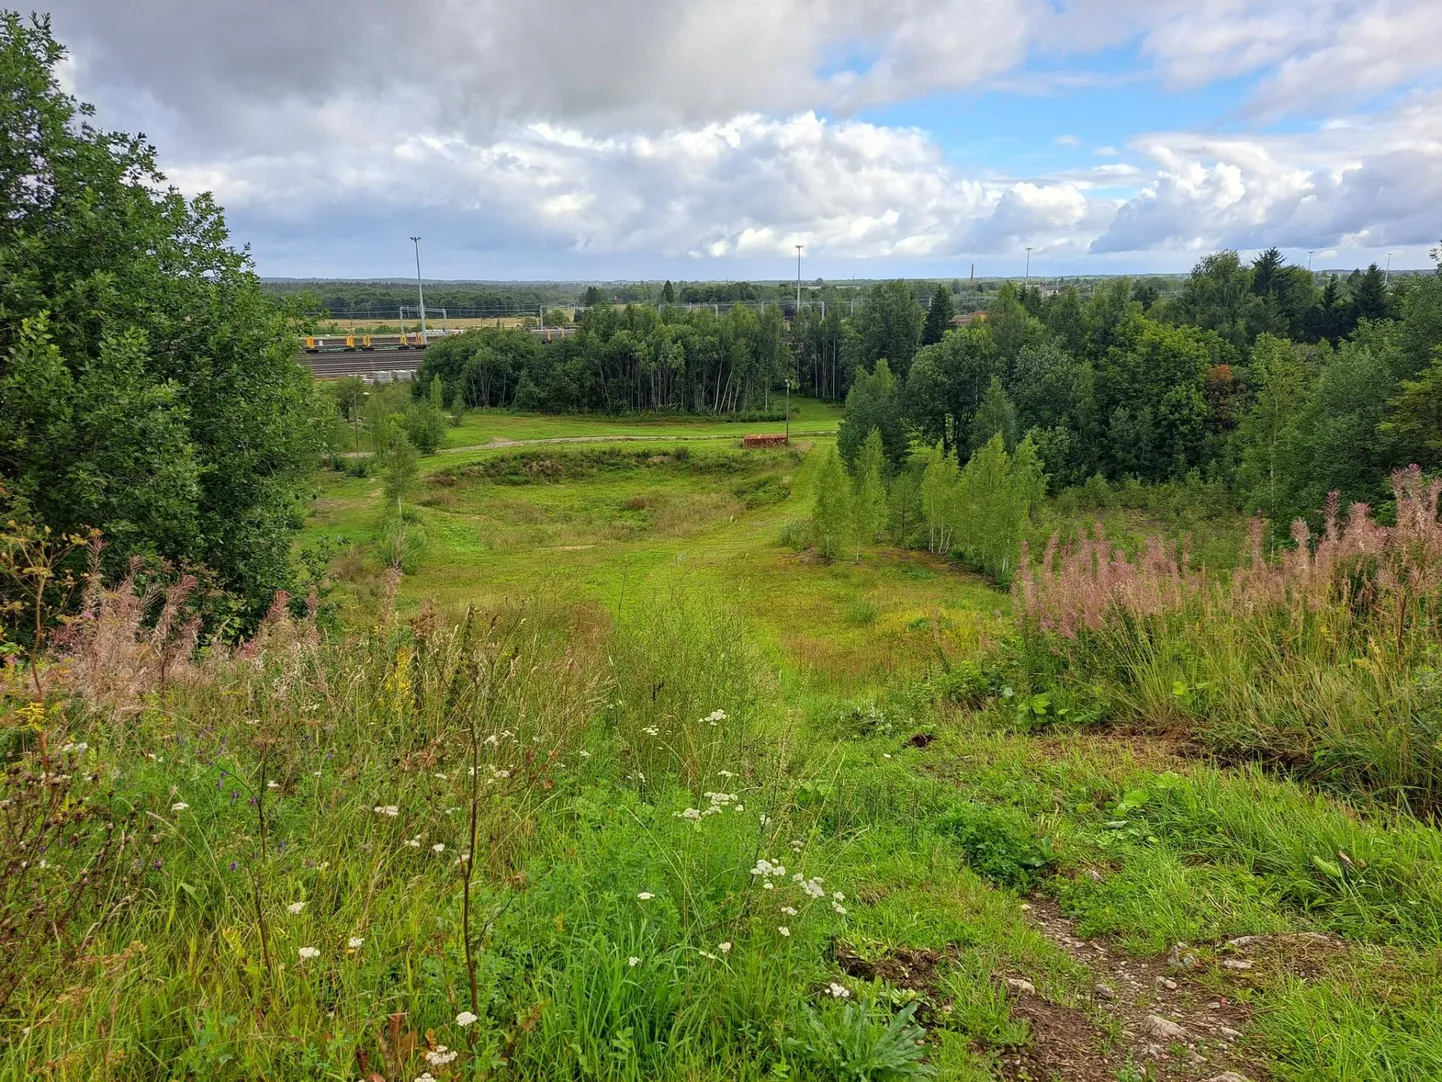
[1054,134,1081,147]
[1093,87,1442,253]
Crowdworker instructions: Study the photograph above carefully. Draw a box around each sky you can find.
[40,0,1442,281]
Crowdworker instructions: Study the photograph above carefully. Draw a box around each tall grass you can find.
[0,563,948,1081]
[1014,466,1442,809]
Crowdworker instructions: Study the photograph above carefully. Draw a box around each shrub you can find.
[936,802,1057,889]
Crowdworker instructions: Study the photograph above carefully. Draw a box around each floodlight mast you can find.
[410,236,427,337]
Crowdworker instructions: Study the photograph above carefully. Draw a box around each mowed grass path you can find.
[306,425,1003,688]
[439,398,842,450]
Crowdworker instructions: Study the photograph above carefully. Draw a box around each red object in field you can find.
[743,433,789,447]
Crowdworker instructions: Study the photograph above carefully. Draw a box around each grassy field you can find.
[7,420,1442,1081]
[437,398,842,451]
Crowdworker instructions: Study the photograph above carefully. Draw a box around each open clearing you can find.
[289,416,1442,1081]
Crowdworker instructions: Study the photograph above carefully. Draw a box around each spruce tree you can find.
[922,283,955,346]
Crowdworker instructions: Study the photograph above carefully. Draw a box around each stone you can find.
[1221,959,1254,970]
[1167,942,1202,970]
[1094,983,1116,1000]
[1005,977,1036,996]
[1204,1073,1254,1082]
[1144,1014,1189,1041]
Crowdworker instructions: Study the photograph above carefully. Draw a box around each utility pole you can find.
[785,379,791,442]
[795,244,803,316]
[410,236,427,338]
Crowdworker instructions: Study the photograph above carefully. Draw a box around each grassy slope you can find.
[297,424,1442,1079]
[12,421,1436,1080]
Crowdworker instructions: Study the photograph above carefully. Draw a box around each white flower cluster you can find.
[827,982,851,998]
[750,858,786,879]
[642,726,660,736]
[796,874,826,899]
[425,1047,458,1067]
[704,709,728,726]
[298,946,320,960]
[455,1011,478,1027]
[675,791,742,822]
[373,805,399,817]
[286,901,305,915]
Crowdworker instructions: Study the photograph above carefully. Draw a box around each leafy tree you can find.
[1174,251,1252,350]
[837,360,907,469]
[1234,335,1312,517]
[1381,349,1442,470]
[849,429,887,561]
[903,328,998,456]
[810,448,851,559]
[379,419,419,517]
[970,376,1018,453]
[985,282,1046,369]
[922,283,955,346]
[919,443,960,554]
[661,280,676,304]
[952,434,1045,585]
[0,14,323,616]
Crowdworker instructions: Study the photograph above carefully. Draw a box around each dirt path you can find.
[996,897,1328,1082]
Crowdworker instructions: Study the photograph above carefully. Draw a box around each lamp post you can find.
[1023,246,1033,295]
[784,378,792,442]
[1385,252,1394,285]
[410,236,427,338]
[1307,250,1315,271]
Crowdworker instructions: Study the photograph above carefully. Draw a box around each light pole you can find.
[1307,250,1315,271]
[1024,246,1033,295]
[784,379,792,442]
[795,244,803,316]
[410,236,427,338]
[1385,252,1394,285]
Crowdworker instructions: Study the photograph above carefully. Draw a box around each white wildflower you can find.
[432,843,446,853]
[828,982,851,999]
[718,942,732,953]
[286,901,305,915]
[578,750,592,759]
[455,1011,479,1027]
[636,892,654,901]
[628,956,640,967]
[833,903,847,915]
[677,808,702,821]
[717,770,736,778]
[833,891,845,901]
[763,881,774,890]
[348,937,365,949]
[298,946,320,960]
[778,927,790,937]
[780,906,798,916]
[267,780,280,790]
[425,1047,458,1067]
[642,726,660,736]
[373,805,399,817]
[801,878,826,899]
[405,837,422,848]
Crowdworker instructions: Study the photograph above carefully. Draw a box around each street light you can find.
[1385,252,1394,285]
[1024,246,1033,294]
[410,236,427,338]
[1307,250,1315,271]
[784,379,792,442]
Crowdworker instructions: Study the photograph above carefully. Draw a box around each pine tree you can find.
[922,283,955,346]
[970,375,1018,452]
[850,429,887,561]
[810,448,852,559]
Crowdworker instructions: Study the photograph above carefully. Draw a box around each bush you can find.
[936,802,1057,889]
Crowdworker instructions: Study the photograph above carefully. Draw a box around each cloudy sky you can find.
[43,0,1442,280]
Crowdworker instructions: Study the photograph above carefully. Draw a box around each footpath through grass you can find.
[6,427,1442,1081]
